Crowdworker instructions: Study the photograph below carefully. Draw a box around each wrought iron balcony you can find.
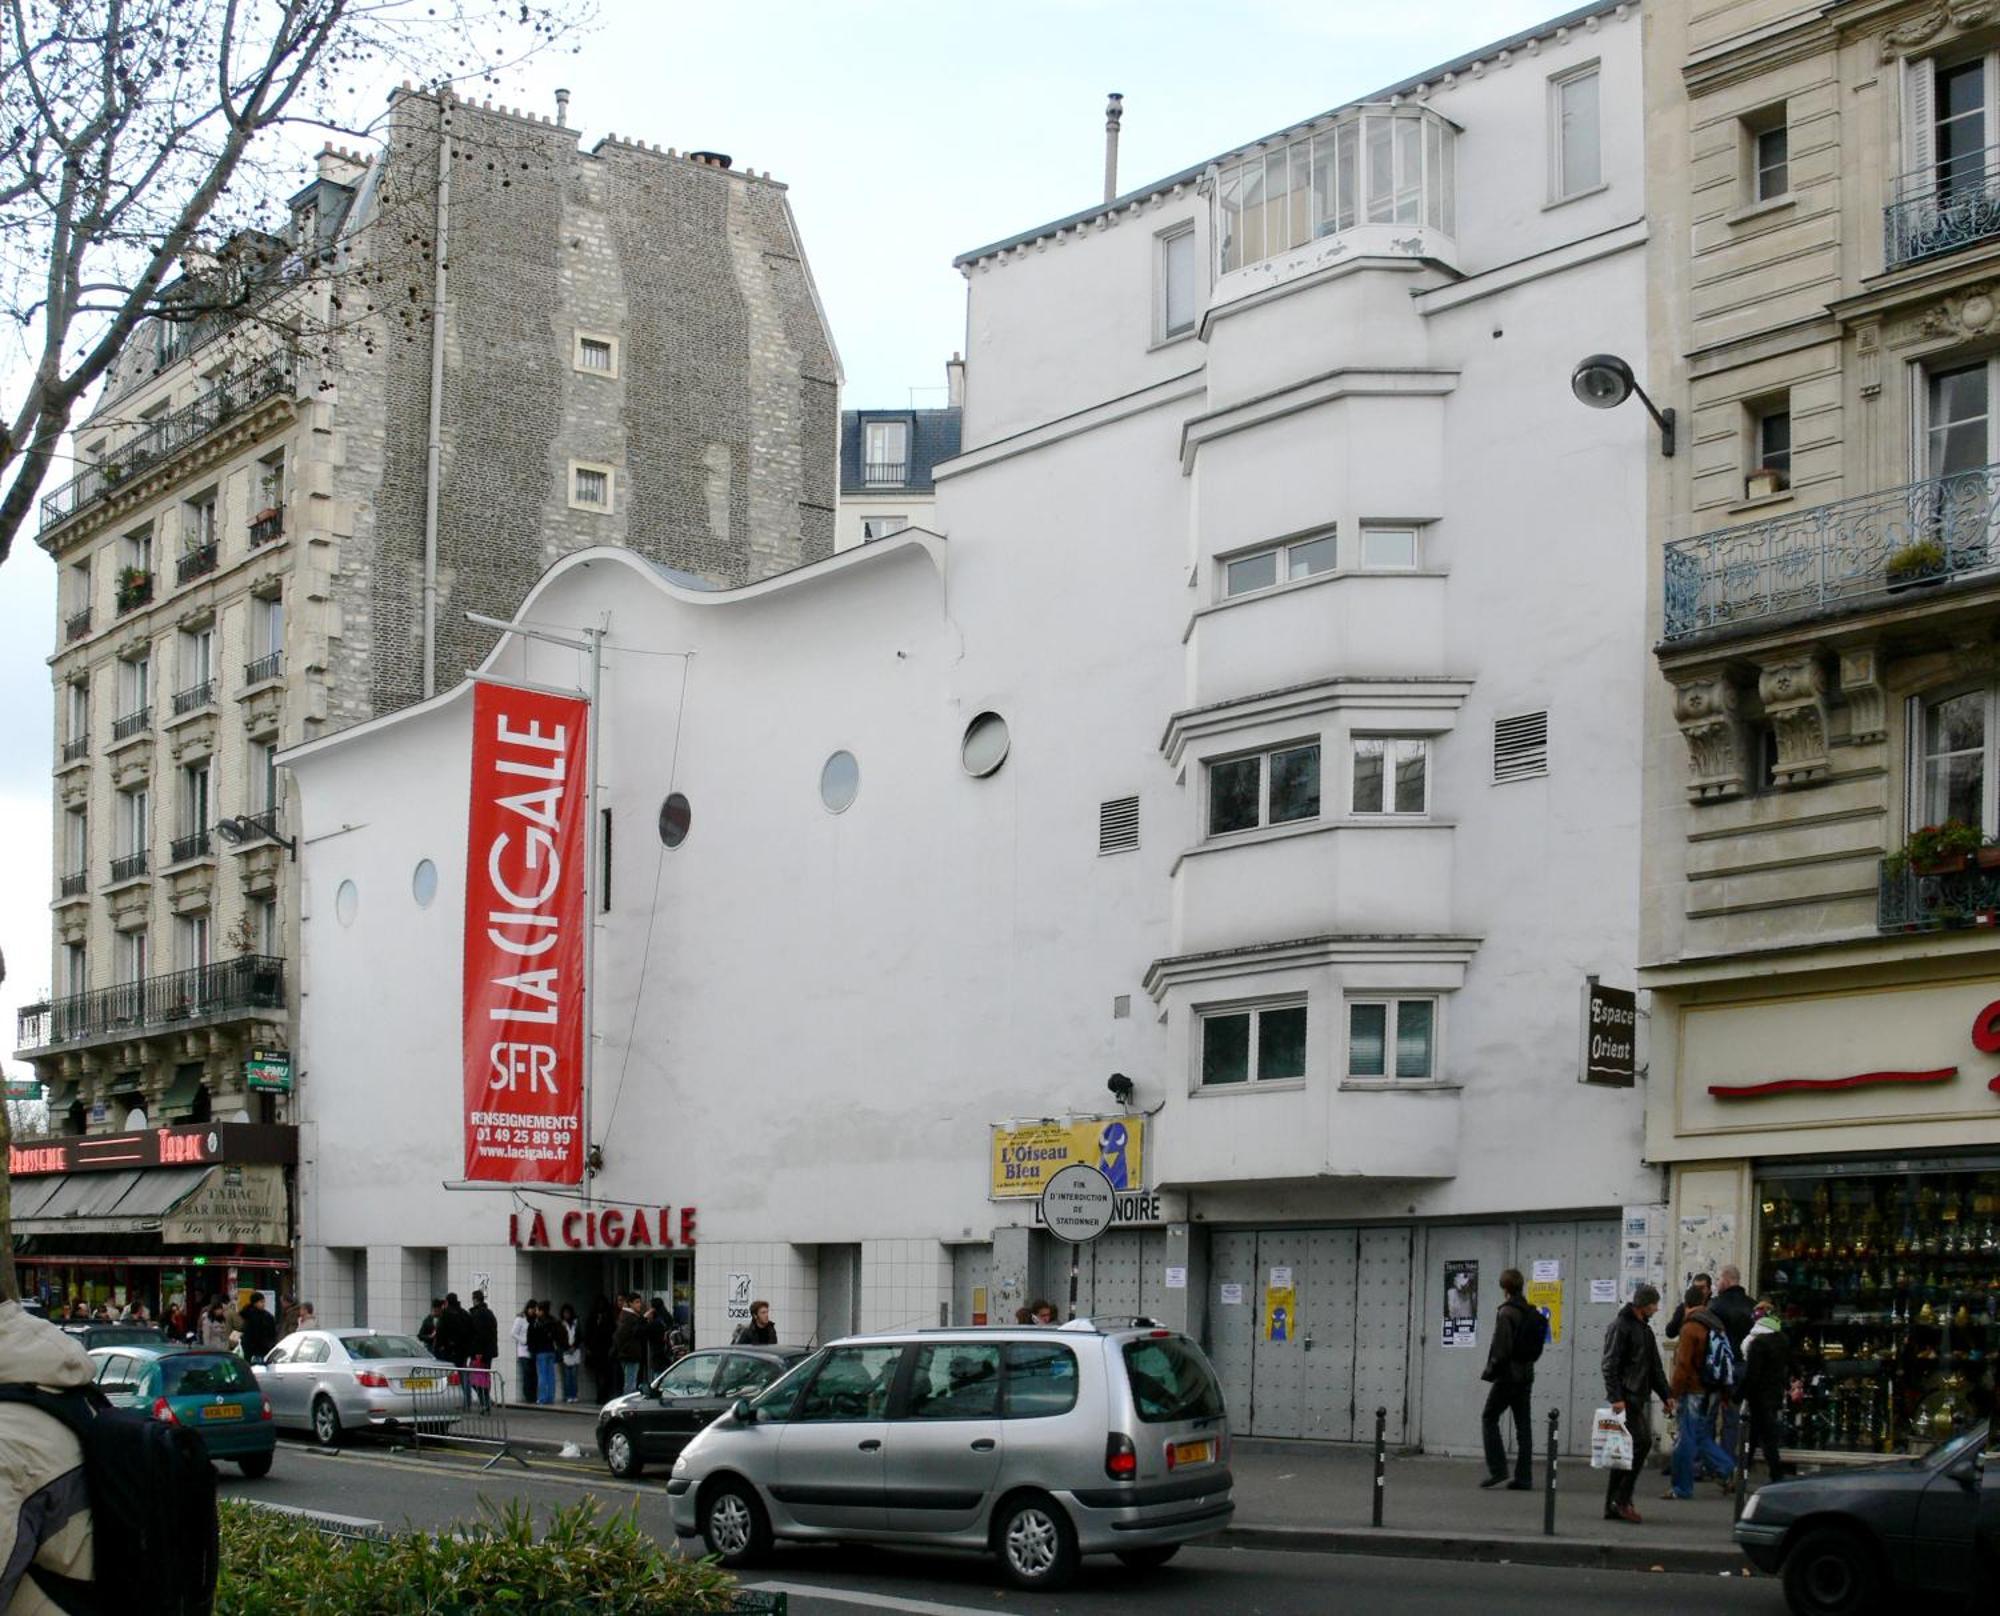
[38,360,294,531]
[57,870,87,899]
[1878,856,2000,931]
[172,679,215,715]
[169,828,212,863]
[248,506,284,548]
[110,706,151,742]
[1886,149,2000,268]
[59,735,88,764]
[64,607,92,642]
[244,650,282,685]
[109,849,148,883]
[115,570,153,613]
[176,541,218,584]
[15,953,287,1054]
[231,807,285,846]
[1661,466,2000,644]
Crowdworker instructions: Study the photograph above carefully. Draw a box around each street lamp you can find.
[215,814,297,859]
[1570,352,1675,457]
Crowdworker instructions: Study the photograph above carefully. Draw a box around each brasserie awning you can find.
[9,1167,212,1237]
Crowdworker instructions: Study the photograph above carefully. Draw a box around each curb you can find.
[1218,1522,1750,1575]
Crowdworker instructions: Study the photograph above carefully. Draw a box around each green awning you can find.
[160,1066,204,1114]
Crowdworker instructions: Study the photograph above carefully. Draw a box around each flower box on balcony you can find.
[1888,819,1987,877]
[1886,539,1947,591]
[115,567,154,612]
[248,507,284,548]
[1745,466,1790,501]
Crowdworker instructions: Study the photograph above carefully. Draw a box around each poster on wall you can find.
[1264,1283,1296,1341]
[990,1117,1145,1198]
[462,680,591,1185]
[1526,1279,1563,1345]
[1442,1259,1479,1347]
[725,1272,753,1329]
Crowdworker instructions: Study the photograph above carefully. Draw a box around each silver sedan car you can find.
[252,1329,461,1446]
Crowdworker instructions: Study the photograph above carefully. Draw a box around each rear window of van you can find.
[161,1355,256,1396]
[1121,1336,1225,1423]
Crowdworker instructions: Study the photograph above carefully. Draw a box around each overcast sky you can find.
[0,0,1570,1078]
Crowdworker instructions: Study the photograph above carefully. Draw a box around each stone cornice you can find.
[1144,931,1483,1002]
[1159,675,1474,766]
[1682,9,1838,95]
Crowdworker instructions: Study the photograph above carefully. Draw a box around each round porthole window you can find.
[820,750,860,814]
[412,859,439,908]
[659,792,692,848]
[961,711,1011,778]
[335,879,359,927]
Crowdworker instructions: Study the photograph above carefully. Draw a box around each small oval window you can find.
[659,792,692,849]
[412,859,439,908]
[961,711,1011,778]
[820,750,860,814]
[335,879,359,927]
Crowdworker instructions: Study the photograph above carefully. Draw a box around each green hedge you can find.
[216,1498,743,1615]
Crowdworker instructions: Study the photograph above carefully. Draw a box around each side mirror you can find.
[731,1397,757,1424]
[250,1355,267,1368]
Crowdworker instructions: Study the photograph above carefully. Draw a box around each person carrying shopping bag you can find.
[1599,1284,1673,1524]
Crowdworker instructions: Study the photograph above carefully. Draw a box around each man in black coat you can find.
[1479,1267,1539,1490]
[1708,1265,1756,1466]
[237,1293,279,1361]
[467,1290,500,1412]
[1600,1284,1673,1524]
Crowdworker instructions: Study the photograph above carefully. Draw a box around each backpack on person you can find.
[1693,1311,1740,1393]
[0,1382,219,1616]
[1511,1301,1549,1365]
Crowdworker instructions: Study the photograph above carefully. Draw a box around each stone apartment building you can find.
[10,88,837,1313]
[1643,0,2000,1457]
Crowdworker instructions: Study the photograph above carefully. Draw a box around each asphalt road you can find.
[225,1440,1790,1615]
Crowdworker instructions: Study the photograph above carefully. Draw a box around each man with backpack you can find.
[1478,1267,1544,1490]
[1665,1282,1738,1500]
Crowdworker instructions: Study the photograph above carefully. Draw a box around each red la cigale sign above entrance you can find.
[509,1206,698,1251]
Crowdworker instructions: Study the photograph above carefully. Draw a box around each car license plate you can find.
[1171,1438,1214,1468]
[200,1404,243,1422]
[404,1377,435,1391]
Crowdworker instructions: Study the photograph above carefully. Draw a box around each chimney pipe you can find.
[554,87,570,127]
[945,352,965,410]
[1103,93,1124,204]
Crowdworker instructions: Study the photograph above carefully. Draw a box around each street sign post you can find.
[1038,1162,1116,1321]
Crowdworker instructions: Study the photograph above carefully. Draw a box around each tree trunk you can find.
[0,1098,18,1303]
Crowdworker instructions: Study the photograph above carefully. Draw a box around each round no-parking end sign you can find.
[1040,1162,1115,1244]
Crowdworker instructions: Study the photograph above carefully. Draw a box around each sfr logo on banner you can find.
[463,680,590,1184]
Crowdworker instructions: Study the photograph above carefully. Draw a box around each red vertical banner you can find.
[463,681,590,1183]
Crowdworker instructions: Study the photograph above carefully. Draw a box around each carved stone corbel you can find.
[1758,654,1832,786]
[1838,647,1888,744]
[1673,671,1750,802]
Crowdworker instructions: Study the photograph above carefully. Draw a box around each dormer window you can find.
[862,420,909,485]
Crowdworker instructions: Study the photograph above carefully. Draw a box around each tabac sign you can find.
[990,1116,1144,1200]
[162,1165,288,1247]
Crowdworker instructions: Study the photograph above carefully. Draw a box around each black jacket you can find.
[735,1319,778,1345]
[1707,1285,1754,1354]
[1482,1296,1538,1385]
[611,1309,643,1363]
[1740,1324,1793,1406]
[525,1316,557,1355]
[238,1303,278,1359]
[469,1302,499,1361]
[435,1303,470,1366]
[1600,1304,1671,1406]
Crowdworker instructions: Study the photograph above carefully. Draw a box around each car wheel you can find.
[1115,1545,1179,1570]
[996,1492,1079,1592]
[310,1395,343,1449]
[604,1425,643,1478]
[1782,1526,1881,1616]
[701,1479,771,1568]
[236,1452,274,1479]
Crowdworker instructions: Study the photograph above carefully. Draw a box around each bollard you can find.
[1372,1406,1387,1528]
[1543,1406,1559,1537]
[1732,1396,1752,1522]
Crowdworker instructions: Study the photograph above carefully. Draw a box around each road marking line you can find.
[743,1582,999,1615]
[236,1500,385,1533]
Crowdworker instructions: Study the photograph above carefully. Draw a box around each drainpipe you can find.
[1103,93,1124,204]
[421,96,452,700]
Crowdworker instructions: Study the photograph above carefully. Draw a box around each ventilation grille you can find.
[1493,710,1549,783]
[1098,795,1140,854]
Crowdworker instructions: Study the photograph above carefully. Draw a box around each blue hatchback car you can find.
[88,1344,277,1476]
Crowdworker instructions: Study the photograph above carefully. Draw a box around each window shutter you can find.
[1493,710,1549,783]
[1904,54,1936,181]
[1098,795,1140,854]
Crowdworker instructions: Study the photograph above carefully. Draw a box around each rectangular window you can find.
[1920,688,1987,829]
[119,786,149,855]
[67,558,91,613]
[1200,1002,1309,1087]
[860,514,909,542]
[63,942,87,995]
[181,626,214,689]
[117,929,148,985]
[118,653,151,715]
[1351,737,1429,815]
[905,1343,1001,1420]
[1754,122,1789,201]
[1553,67,1602,198]
[1359,524,1419,570]
[258,449,285,510]
[121,526,153,575]
[1222,529,1337,597]
[1936,58,1988,200]
[183,491,217,552]
[794,1344,901,1421]
[1002,1342,1079,1418]
[1347,998,1437,1081]
[64,808,88,871]
[259,898,280,955]
[1928,361,1991,478]
[182,762,211,836]
[572,465,610,508]
[66,678,89,743]
[862,420,909,485]
[575,335,616,374]
[1756,406,1793,478]
[255,741,280,810]
[176,912,211,970]
[1206,742,1321,835]
[1160,226,1198,338]
[255,594,285,658]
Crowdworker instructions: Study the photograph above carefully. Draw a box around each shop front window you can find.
[1757,1162,2000,1453]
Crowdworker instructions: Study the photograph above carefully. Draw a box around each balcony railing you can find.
[233,807,285,845]
[59,735,88,764]
[244,650,282,685]
[169,828,212,863]
[58,870,87,899]
[38,359,294,530]
[115,570,154,613]
[64,607,92,642]
[1878,856,2000,931]
[861,460,910,485]
[176,541,218,584]
[1661,466,2000,643]
[15,953,287,1053]
[1886,149,2000,268]
[109,849,148,882]
[110,706,151,742]
[172,679,215,715]
[249,506,284,548]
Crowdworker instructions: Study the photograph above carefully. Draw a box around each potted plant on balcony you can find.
[1886,538,1947,590]
[1887,818,1985,878]
[1745,465,1790,500]
[115,565,153,612]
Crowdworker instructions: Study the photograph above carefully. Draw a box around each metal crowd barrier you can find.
[408,1363,528,1470]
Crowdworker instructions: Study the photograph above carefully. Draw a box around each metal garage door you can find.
[949,1244,991,1327]
[1028,1228,1168,1322]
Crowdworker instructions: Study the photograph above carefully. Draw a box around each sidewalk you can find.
[468,1403,1756,1574]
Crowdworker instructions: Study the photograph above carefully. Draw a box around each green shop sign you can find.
[245,1049,292,1094]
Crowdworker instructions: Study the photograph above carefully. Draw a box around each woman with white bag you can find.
[1597,1284,1674,1524]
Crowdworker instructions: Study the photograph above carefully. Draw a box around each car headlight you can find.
[1738,1490,1758,1522]
[673,1453,689,1475]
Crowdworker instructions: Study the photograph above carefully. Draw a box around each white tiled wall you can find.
[860,1238,951,1334]
[694,1242,817,1349]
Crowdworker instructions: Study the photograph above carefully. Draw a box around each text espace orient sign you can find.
[463,681,589,1184]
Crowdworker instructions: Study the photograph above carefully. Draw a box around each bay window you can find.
[1200,1001,1308,1087]
[1207,741,1321,835]
[1351,736,1429,815]
[1347,998,1436,1082]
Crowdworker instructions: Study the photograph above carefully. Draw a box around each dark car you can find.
[60,1321,169,1352]
[1734,1420,1998,1615]
[596,1346,808,1477]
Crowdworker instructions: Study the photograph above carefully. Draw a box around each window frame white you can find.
[116,927,148,985]
[572,330,619,377]
[1204,738,1324,838]
[1344,995,1440,1083]
[1918,355,2000,480]
[258,897,280,956]
[65,677,89,743]
[120,524,153,577]
[118,650,151,716]
[118,784,149,857]
[253,591,285,660]
[63,806,88,872]
[181,759,211,839]
[1349,734,1431,817]
[1911,683,1999,835]
[176,911,211,970]
[860,514,909,542]
[1550,62,1604,202]
[182,488,218,553]
[254,740,281,811]
[1157,223,1199,341]
[568,459,615,513]
[1196,997,1310,1090]
[1358,523,1420,572]
[1220,529,1338,598]
[63,942,87,996]
[861,420,910,486]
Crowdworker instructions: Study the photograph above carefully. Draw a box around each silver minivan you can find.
[666,1318,1232,1590]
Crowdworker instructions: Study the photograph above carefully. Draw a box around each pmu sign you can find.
[463,680,589,1184]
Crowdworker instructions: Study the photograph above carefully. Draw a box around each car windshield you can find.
[344,1335,430,1360]
[1122,1335,1226,1423]
[161,1355,255,1396]
[1917,1421,1990,1470]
